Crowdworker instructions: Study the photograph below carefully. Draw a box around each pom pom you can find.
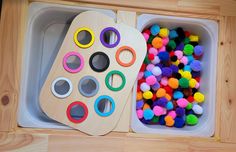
[177,98,189,108]
[169,65,179,73]
[168,78,179,89]
[183,44,194,55]
[165,93,172,101]
[194,92,205,103]
[174,50,183,59]
[156,88,166,98]
[146,75,157,85]
[173,91,184,99]
[156,97,168,107]
[136,91,143,100]
[136,109,143,119]
[151,116,159,123]
[192,104,203,115]
[189,35,199,42]
[146,64,155,71]
[158,52,170,61]
[174,117,185,128]
[167,40,176,50]
[161,67,173,77]
[183,65,191,72]
[182,71,192,80]
[163,85,173,94]
[159,115,166,125]
[143,91,153,99]
[151,82,160,91]
[152,37,163,49]
[170,55,178,62]
[143,109,154,120]
[169,30,178,39]
[142,33,149,41]
[160,77,168,86]
[166,101,174,110]
[178,63,185,69]
[144,71,152,78]
[176,27,185,40]
[176,107,185,117]
[149,47,158,55]
[187,55,194,64]
[143,103,150,110]
[136,100,144,109]
[187,96,194,103]
[137,72,144,80]
[179,78,189,88]
[180,56,188,65]
[151,66,162,76]
[148,54,155,60]
[164,116,174,127]
[189,78,197,88]
[153,106,164,116]
[159,28,169,38]
[140,82,150,92]
[150,24,160,36]
[173,72,182,79]
[186,114,198,125]
[186,103,193,110]
[168,110,177,119]
[190,60,202,72]
[176,42,184,50]
[162,37,169,46]
[194,45,203,56]
[191,71,201,78]
[183,37,190,44]
[151,56,160,64]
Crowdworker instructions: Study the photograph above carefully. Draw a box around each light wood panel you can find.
[218,16,236,143]
[0,0,28,131]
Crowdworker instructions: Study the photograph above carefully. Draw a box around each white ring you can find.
[51,77,73,98]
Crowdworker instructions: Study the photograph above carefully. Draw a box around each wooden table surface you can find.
[0,0,236,151]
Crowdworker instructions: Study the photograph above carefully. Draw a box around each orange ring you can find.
[116,46,136,67]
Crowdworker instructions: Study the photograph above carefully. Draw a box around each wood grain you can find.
[0,0,28,131]
[218,16,236,143]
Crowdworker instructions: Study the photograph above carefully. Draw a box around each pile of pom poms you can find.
[136,24,205,128]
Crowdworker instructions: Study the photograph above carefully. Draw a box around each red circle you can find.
[66,101,88,123]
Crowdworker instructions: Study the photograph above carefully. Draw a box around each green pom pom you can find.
[151,116,159,123]
[183,37,190,45]
[167,40,176,50]
[186,103,192,110]
[183,44,194,55]
[179,78,189,88]
[144,55,150,64]
[186,114,198,125]
[147,35,155,44]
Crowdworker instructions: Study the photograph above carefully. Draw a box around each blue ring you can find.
[94,95,115,117]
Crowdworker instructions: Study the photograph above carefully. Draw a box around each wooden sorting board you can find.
[39,11,146,135]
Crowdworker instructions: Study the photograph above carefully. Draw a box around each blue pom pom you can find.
[161,67,172,77]
[159,115,166,125]
[151,82,160,91]
[169,30,178,39]
[141,118,151,124]
[191,71,201,77]
[176,107,185,117]
[187,55,194,64]
[183,65,191,72]
[173,91,184,99]
[194,45,203,56]
[190,60,202,72]
[143,109,154,120]
[170,65,179,73]
[150,24,160,36]
[174,117,185,128]
[156,97,168,107]
[144,71,152,78]
[158,52,169,61]
[166,101,174,110]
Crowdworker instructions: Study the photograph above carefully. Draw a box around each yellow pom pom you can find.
[189,79,197,88]
[143,91,153,99]
[172,60,180,66]
[159,28,169,38]
[137,91,143,100]
[182,71,192,80]
[156,88,166,98]
[178,69,184,76]
[194,92,205,103]
[189,35,199,42]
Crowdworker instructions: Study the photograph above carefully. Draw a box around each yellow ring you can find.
[74,27,95,48]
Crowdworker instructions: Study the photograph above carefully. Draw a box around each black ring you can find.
[89,52,110,72]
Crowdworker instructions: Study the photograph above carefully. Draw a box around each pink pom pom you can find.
[136,109,143,119]
[162,108,167,115]
[159,46,166,52]
[195,82,200,89]
[160,77,168,86]
[146,64,155,71]
[146,75,157,85]
[162,37,169,46]
[143,33,149,42]
[149,47,158,55]
[137,72,144,80]
[174,50,183,59]
[180,56,188,65]
[153,106,164,116]
[177,98,189,108]
[168,110,177,119]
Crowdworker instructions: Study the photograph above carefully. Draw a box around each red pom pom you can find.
[137,86,141,92]
[187,96,194,103]
[143,29,151,35]
[163,86,173,94]
[184,31,190,37]
[193,54,202,60]
[152,95,157,101]
[147,44,152,50]
[138,78,146,85]
[148,54,155,60]
[195,77,200,82]
[140,64,146,72]
[169,51,175,57]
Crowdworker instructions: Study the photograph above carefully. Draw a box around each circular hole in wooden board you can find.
[51,77,73,98]
[89,52,110,72]
[100,27,120,48]
[78,76,99,97]
[94,95,115,117]
[67,101,88,123]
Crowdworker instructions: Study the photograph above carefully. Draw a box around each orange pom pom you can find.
[156,88,166,98]
[136,91,143,100]
[168,78,179,89]
[143,103,150,110]
[165,115,174,127]
[152,37,163,49]
[165,93,172,101]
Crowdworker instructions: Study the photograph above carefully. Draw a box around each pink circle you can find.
[175,50,183,59]
[168,110,177,119]
[162,37,169,46]
[63,51,84,73]
[148,47,158,55]
[160,77,168,86]
[137,72,144,80]
[153,106,163,116]
[177,98,189,108]
[146,75,157,85]
[159,46,166,52]
[195,82,200,89]
[143,33,149,42]
[137,109,143,119]
[180,56,188,65]
[146,64,155,71]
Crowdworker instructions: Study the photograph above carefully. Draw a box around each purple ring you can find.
[100,27,120,48]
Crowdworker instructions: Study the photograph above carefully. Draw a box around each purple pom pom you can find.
[176,107,185,117]
[169,65,179,73]
[194,45,203,56]
[151,82,160,91]
[136,100,144,109]
[190,60,202,72]
[161,67,173,77]
[156,97,168,107]
[176,42,184,50]
[191,71,201,77]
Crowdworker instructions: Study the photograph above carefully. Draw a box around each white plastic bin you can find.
[131,14,218,137]
[17,2,116,129]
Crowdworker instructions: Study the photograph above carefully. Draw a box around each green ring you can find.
[105,70,126,91]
